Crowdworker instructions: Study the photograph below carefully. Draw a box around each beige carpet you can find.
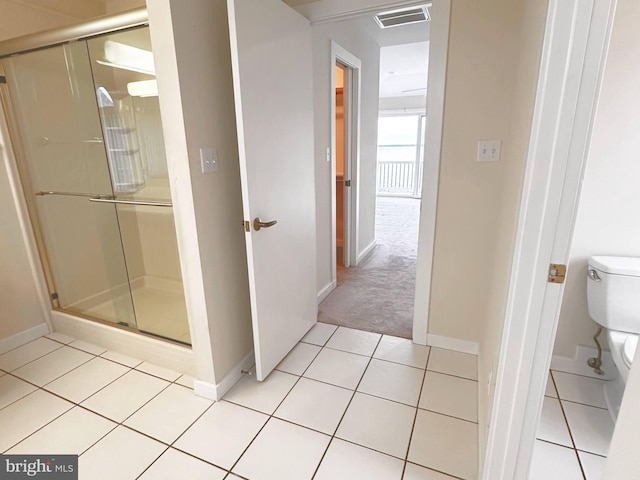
[318,196,419,339]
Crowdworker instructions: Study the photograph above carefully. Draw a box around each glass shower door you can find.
[86,27,190,344]
[3,42,137,327]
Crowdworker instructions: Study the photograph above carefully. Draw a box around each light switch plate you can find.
[200,147,219,173]
[477,140,501,162]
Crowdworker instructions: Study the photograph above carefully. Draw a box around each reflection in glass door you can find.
[2,26,191,345]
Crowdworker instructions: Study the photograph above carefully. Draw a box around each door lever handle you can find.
[253,217,278,231]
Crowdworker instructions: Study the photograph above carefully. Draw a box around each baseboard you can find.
[317,280,337,304]
[356,240,377,265]
[51,311,195,376]
[551,345,616,380]
[427,333,479,355]
[0,323,50,354]
[194,350,255,401]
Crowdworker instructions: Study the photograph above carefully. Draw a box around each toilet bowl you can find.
[603,330,638,419]
[587,256,640,421]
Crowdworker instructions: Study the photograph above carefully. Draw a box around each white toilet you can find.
[587,255,640,420]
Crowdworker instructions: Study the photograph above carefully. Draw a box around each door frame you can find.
[330,42,361,285]
[482,0,617,477]
[412,0,450,344]
[320,1,450,344]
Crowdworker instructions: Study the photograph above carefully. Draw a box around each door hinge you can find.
[244,220,250,232]
[51,292,59,300]
[548,263,567,284]
[345,180,351,187]
[0,76,6,84]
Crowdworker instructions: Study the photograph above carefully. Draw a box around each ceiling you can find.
[19,0,429,99]
[379,41,429,98]
[329,8,430,99]
[285,0,431,99]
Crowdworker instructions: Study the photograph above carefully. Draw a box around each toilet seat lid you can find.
[623,334,639,368]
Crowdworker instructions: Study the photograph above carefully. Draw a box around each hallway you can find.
[0,324,478,479]
[319,196,420,338]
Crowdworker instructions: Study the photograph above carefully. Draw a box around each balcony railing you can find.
[377,161,423,197]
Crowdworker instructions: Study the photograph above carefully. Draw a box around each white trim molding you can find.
[330,41,362,280]
[483,0,617,478]
[194,350,255,400]
[356,239,377,265]
[317,280,337,304]
[427,334,479,355]
[0,323,50,355]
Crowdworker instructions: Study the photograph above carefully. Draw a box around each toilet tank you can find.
[587,256,640,333]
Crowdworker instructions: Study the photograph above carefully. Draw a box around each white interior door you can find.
[227,0,318,381]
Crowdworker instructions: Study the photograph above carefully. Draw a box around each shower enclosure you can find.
[0,22,190,345]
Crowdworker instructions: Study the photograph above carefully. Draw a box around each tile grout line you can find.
[260,326,343,478]
[309,331,383,479]
[551,371,588,480]
[0,344,65,375]
[0,389,75,454]
[400,346,431,479]
[0,342,188,467]
[134,445,171,479]
[551,368,613,381]
[405,460,467,480]
[560,398,609,411]
[4,330,479,479]
[2,367,171,456]
[221,328,340,478]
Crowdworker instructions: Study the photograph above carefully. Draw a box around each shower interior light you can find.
[97,40,156,76]
[127,79,158,97]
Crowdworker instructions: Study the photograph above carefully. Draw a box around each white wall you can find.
[147,0,253,384]
[0,112,49,343]
[553,0,640,360]
[312,18,381,294]
[576,3,640,475]
[477,0,549,467]
[427,0,522,344]
[379,95,426,111]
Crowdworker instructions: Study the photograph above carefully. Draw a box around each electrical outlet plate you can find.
[477,140,501,162]
[200,147,219,173]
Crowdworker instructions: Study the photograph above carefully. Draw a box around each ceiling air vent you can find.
[374,5,430,29]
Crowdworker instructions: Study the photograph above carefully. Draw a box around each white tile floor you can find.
[0,324,479,480]
[531,370,614,479]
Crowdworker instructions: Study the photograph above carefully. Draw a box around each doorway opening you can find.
[318,21,430,339]
[334,62,352,269]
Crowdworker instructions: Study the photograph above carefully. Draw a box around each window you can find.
[377,114,425,197]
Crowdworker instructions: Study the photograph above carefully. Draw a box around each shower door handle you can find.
[253,217,277,231]
[36,191,114,199]
[89,197,173,207]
